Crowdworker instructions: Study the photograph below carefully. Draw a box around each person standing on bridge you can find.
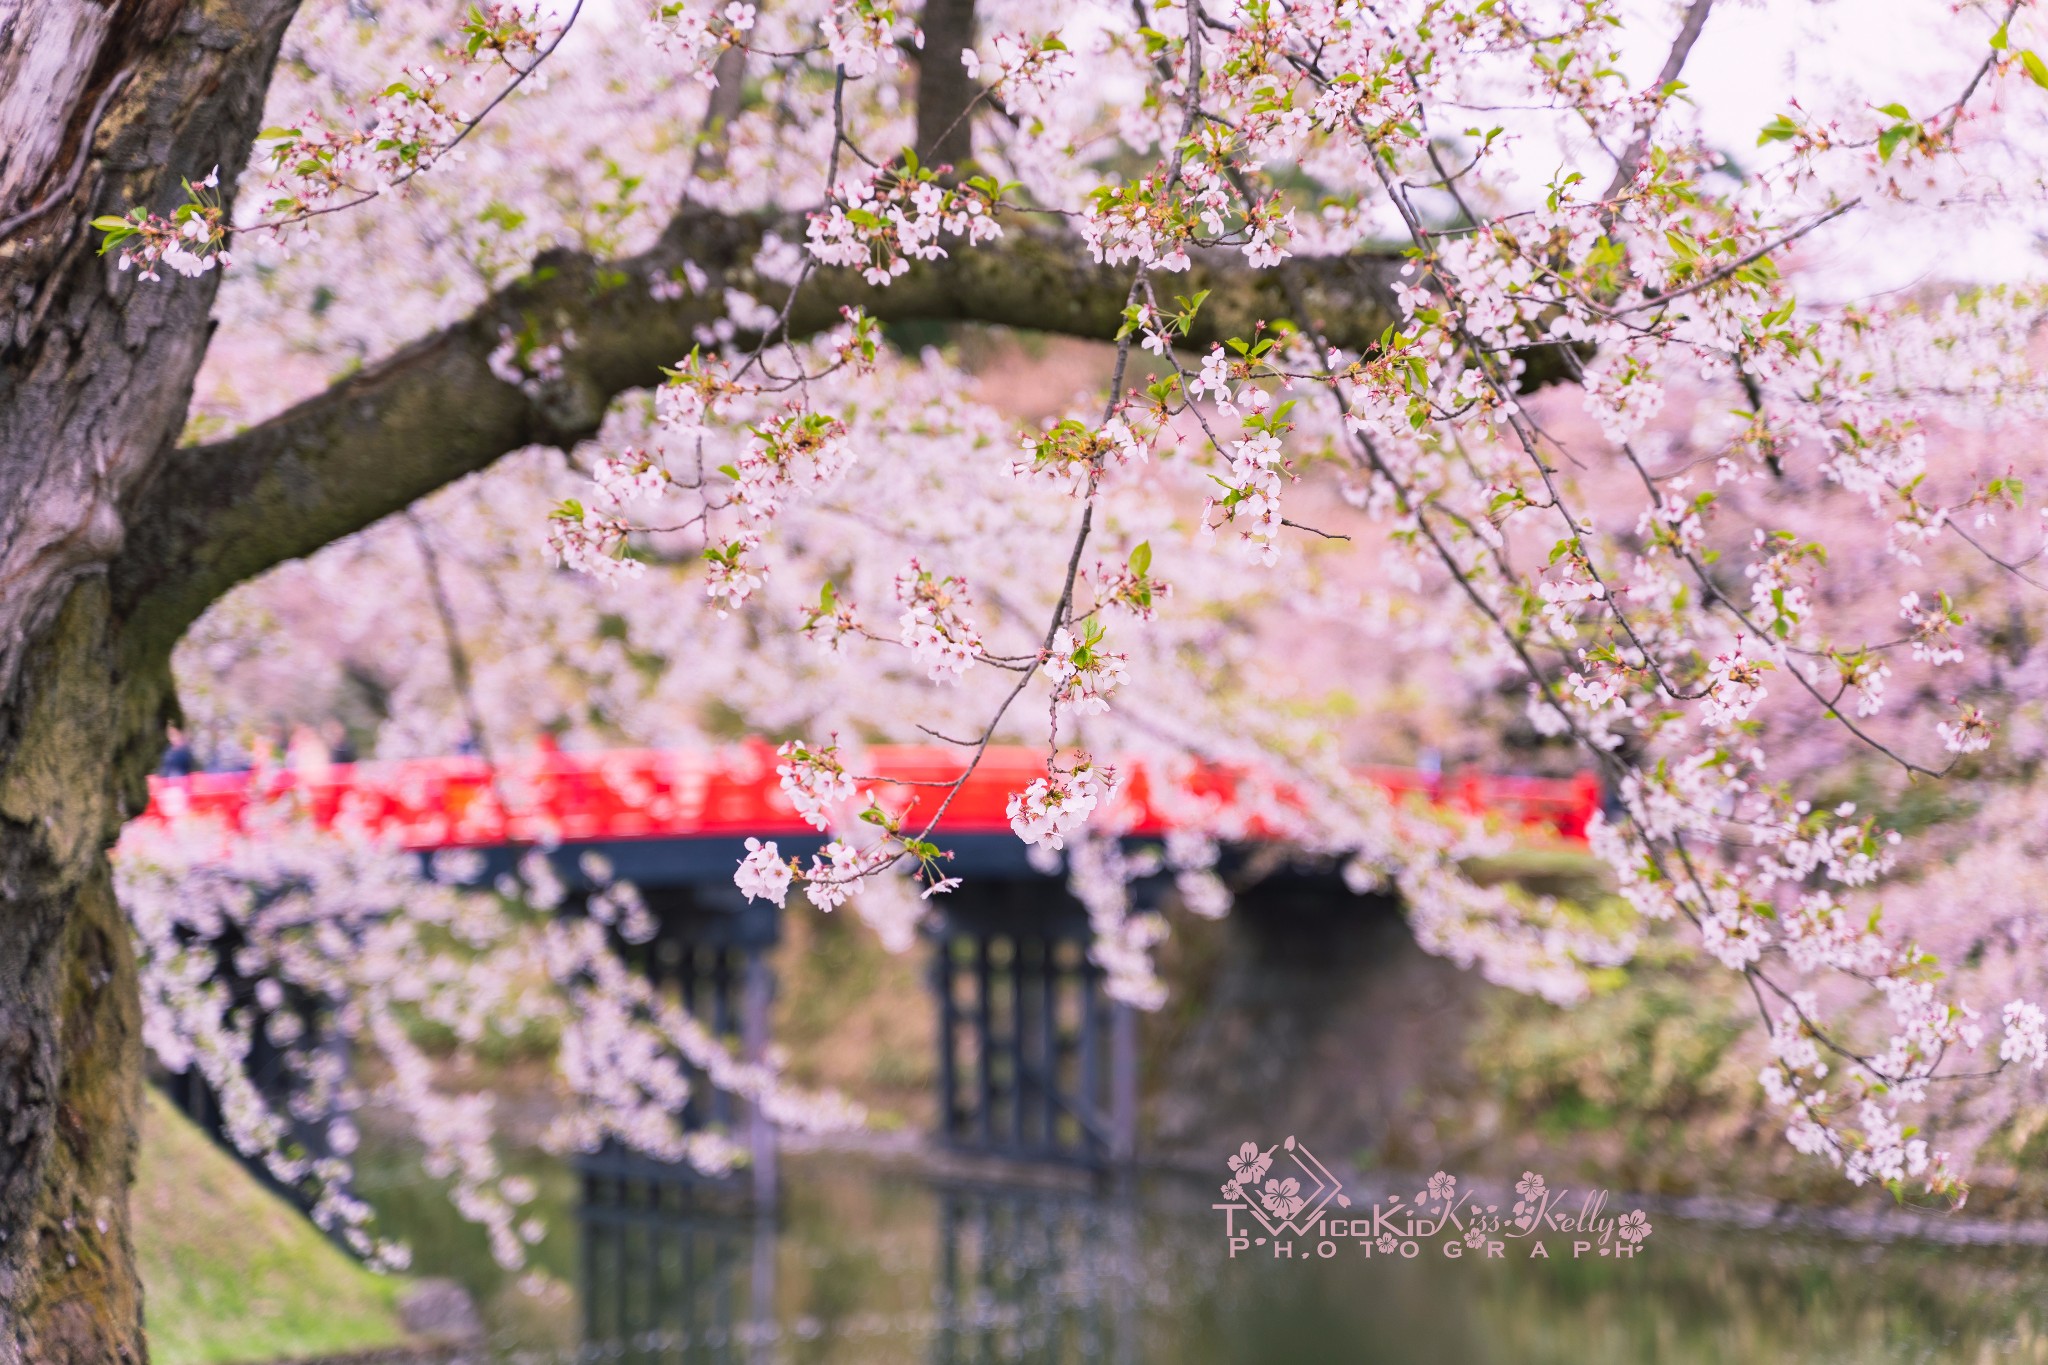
[158,725,195,779]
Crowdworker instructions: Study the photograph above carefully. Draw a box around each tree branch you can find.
[1601,0,1716,200]
[112,210,1409,665]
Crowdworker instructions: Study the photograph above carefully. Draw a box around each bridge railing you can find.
[135,742,1602,849]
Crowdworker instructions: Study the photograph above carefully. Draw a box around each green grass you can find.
[135,1088,413,1365]
[1461,846,1614,903]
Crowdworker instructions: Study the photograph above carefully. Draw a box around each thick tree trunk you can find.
[0,581,158,1364]
[914,0,978,171]
[0,2,296,1359]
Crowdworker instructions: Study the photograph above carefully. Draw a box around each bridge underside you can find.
[164,835,1384,1222]
[486,838,1143,1176]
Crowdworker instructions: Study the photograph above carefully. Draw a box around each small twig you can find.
[1280,517,1349,542]
[915,724,982,747]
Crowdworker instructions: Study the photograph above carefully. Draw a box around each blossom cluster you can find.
[143,0,2048,1213]
[1007,757,1117,852]
[894,559,985,682]
[806,164,1006,286]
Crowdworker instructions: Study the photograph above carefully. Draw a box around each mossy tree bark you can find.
[0,3,298,1360]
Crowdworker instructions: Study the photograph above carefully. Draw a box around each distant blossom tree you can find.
[7,0,2048,1357]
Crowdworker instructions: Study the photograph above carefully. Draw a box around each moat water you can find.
[354,1147,2048,1365]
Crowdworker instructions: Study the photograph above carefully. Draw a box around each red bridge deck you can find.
[137,742,1602,850]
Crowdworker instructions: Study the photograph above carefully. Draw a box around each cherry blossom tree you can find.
[8,0,2048,1356]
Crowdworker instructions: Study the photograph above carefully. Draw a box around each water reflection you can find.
[578,1162,777,1365]
[930,1182,1141,1365]
[428,1154,2048,1364]
[572,1160,1152,1365]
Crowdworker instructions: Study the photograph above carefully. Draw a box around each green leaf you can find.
[1993,22,2010,51]
[1129,541,1152,577]
[2023,49,2048,89]
[1757,114,1800,145]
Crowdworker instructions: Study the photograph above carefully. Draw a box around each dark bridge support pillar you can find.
[741,948,776,1206]
[595,877,781,1203]
[929,878,1135,1167]
[1110,1002,1137,1166]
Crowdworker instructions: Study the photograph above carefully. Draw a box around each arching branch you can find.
[112,211,1412,666]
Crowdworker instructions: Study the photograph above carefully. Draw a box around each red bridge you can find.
[139,740,1600,1174]
[138,740,1601,849]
